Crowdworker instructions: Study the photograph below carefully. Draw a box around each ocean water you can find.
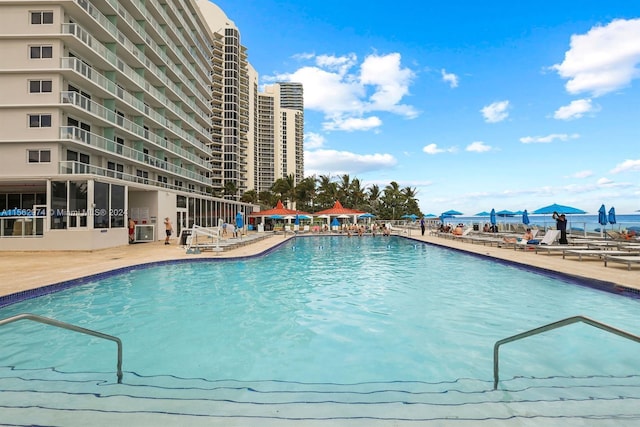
[446,213,640,233]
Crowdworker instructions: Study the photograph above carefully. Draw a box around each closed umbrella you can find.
[522,209,530,225]
[598,204,607,227]
[608,207,616,225]
[598,204,607,238]
[490,208,497,232]
[294,214,300,226]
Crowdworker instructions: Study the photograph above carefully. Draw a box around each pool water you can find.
[1,236,638,385]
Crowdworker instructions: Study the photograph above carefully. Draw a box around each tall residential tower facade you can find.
[0,0,255,250]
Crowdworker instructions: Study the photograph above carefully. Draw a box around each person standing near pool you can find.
[420,217,426,236]
[128,218,136,244]
[164,217,173,245]
[552,211,568,244]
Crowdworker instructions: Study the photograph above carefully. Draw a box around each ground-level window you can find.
[28,149,51,163]
[28,114,51,127]
[94,181,125,229]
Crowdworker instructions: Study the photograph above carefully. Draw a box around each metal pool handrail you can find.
[0,313,123,383]
[493,315,640,390]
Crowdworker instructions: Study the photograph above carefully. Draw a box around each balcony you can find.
[61,92,211,163]
[59,161,211,195]
[60,126,211,185]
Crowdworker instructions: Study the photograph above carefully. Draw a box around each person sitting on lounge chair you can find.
[503,228,534,244]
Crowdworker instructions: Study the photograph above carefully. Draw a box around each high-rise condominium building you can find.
[195,1,304,200]
[196,0,250,200]
[253,83,304,196]
[0,0,255,250]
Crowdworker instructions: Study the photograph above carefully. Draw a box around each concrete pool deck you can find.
[0,230,639,299]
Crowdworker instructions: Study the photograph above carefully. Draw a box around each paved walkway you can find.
[1,230,638,299]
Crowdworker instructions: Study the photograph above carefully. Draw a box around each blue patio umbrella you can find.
[522,209,530,225]
[294,214,300,226]
[490,208,497,226]
[533,203,586,215]
[235,211,244,229]
[269,214,283,220]
[474,211,491,216]
[359,213,375,218]
[442,209,463,216]
[598,204,608,227]
[608,207,616,225]
[331,218,339,227]
[496,210,515,217]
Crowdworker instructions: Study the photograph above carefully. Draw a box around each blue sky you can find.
[210,0,640,215]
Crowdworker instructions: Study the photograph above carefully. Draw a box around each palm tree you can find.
[402,186,421,216]
[271,174,296,208]
[337,174,351,204]
[315,174,337,210]
[381,181,402,219]
[366,184,381,216]
[294,176,317,211]
[223,181,238,200]
[240,190,258,205]
[349,178,367,211]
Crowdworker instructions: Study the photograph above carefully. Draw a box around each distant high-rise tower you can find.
[254,83,304,195]
[196,1,249,200]
[196,2,304,200]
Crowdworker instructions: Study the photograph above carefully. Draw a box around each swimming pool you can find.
[1,235,640,425]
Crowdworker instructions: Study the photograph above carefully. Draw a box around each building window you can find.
[28,149,51,163]
[29,80,53,93]
[31,11,54,24]
[30,45,53,59]
[28,114,52,127]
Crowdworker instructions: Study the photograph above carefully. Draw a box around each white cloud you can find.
[597,177,614,186]
[553,99,596,120]
[466,141,492,152]
[304,149,397,175]
[441,69,459,88]
[552,18,640,97]
[423,143,444,154]
[270,52,418,132]
[610,159,640,174]
[359,53,418,117]
[520,133,580,144]
[322,116,382,132]
[422,143,457,154]
[481,100,509,123]
[315,53,358,75]
[571,170,593,178]
[304,132,326,149]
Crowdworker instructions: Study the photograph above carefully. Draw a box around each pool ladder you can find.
[0,313,123,383]
[493,315,640,389]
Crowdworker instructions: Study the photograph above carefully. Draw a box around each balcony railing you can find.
[61,57,210,141]
[61,91,210,164]
[60,126,211,184]
[59,161,211,194]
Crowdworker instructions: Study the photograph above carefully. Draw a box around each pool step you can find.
[1,368,640,426]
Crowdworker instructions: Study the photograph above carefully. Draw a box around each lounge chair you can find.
[604,255,640,270]
[563,250,638,261]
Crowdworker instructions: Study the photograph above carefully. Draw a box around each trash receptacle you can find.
[473,224,479,231]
